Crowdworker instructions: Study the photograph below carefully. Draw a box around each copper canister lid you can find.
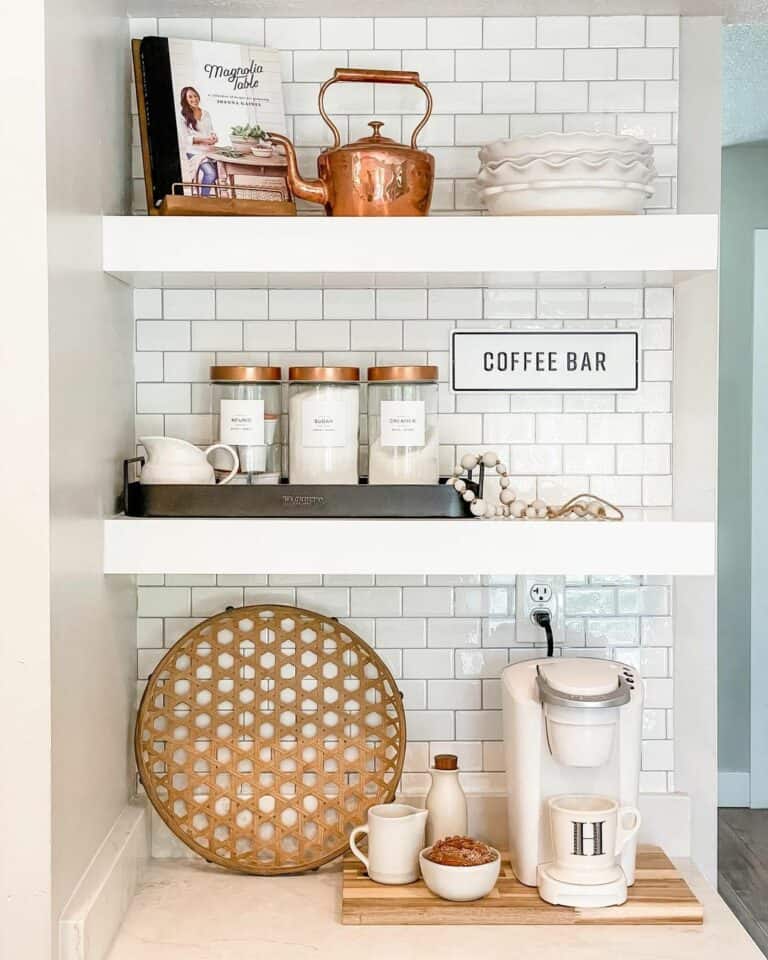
[289,366,360,382]
[433,754,459,771]
[210,365,281,382]
[368,365,439,382]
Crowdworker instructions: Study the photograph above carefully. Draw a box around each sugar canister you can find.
[288,367,360,484]
[210,366,282,483]
[367,366,439,485]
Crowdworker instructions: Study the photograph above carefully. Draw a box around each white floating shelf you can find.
[103,215,718,287]
[103,518,715,576]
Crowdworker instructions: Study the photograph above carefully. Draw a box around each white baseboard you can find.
[719,771,751,807]
[148,790,691,862]
[59,799,150,960]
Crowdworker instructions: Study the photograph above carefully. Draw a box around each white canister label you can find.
[380,400,426,447]
[302,400,347,447]
[220,399,265,445]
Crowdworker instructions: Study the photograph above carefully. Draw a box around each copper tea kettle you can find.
[269,68,434,216]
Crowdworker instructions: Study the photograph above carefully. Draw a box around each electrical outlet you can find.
[515,575,565,647]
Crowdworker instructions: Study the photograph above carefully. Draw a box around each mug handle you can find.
[615,806,642,856]
[349,825,370,873]
[204,443,239,484]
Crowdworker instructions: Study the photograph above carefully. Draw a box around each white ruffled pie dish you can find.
[476,155,657,187]
[478,179,654,216]
[479,131,653,164]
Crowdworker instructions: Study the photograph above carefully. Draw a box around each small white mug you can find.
[349,803,428,885]
[547,794,641,884]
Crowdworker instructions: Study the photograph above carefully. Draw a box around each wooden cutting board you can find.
[342,845,703,925]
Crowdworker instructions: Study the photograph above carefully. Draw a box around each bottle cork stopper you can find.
[434,754,458,771]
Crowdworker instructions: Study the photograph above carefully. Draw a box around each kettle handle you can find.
[318,68,433,150]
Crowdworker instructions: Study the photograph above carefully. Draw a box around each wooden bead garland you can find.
[447,452,623,521]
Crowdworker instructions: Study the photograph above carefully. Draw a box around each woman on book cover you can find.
[179,85,219,196]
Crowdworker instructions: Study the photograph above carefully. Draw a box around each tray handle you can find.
[122,457,145,514]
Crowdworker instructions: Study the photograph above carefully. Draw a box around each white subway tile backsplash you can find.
[589,16,645,48]
[212,18,264,44]
[296,319,349,350]
[321,18,373,49]
[484,17,535,48]
[375,18,425,49]
[215,290,268,320]
[509,50,563,81]
[265,17,320,49]
[164,289,215,320]
[376,618,426,648]
[618,48,674,80]
[564,49,617,81]
[427,618,483,648]
[269,289,323,320]
[402,49,452,81]
[456,50,510,81]
[646,16,679,47]
[590,80,645,113]
[191,321,242,351]
[537,81,588,113]
[137,321,190,351]
[537,16,588,48]
[428,17,482,49]
[456,710,502,740]
[404,649,454,679]
[482,82,536,114]
[429,679,482,710]
[403,587,454,617]
[324,288,375,320]
[407,710,454,740]
[132,13,677,789]
[136,383,190,414]
[134,289,162,319]
[455,649,508,679]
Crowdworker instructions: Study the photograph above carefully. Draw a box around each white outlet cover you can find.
[515,575,565,647]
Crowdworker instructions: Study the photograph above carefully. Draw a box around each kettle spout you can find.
[268,132,328,207]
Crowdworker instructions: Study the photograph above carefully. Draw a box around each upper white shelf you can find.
[102,214,718,288]
[103,517,715,576]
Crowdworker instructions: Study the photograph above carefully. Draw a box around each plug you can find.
[532,609,554,658]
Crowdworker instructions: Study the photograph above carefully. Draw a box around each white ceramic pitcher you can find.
[349,803,428,884]
[139,436,239,485]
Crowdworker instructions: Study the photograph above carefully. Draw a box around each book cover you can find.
[134,37,291,211]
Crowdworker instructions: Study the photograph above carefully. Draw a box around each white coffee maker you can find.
[501,657,643,907]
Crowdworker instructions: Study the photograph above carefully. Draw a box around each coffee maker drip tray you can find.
[537,863,628,908]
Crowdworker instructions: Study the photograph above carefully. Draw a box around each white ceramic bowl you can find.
[479,132,652,164]
[478,179,653,216]
[419,846,501,902]
[486,149,655,168]
[477,156,657,187]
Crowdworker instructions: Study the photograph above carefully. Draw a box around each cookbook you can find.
[133,36,291,212]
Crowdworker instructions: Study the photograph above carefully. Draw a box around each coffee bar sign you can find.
[450,330,639,393]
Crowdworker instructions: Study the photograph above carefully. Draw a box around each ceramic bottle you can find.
[425,754,468,845]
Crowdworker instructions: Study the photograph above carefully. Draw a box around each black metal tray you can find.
[122,458,471,518]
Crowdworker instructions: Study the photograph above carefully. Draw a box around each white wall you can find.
[0,0,53,957]
[44,0,136,955]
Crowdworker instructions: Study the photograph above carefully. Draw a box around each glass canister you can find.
[288,367,360,484]
[367,366,439,485]
[210,366,282,483]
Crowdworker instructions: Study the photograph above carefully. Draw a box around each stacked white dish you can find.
[476,132,656,215]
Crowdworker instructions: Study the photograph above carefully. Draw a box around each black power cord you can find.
[532,609,554,658]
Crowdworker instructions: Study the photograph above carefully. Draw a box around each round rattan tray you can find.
[135,604,406,875]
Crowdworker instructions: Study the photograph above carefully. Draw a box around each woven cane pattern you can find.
[135,604,406,875]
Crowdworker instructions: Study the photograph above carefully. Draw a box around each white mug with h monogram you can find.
[349,803,428,885]
[546,794,641,885]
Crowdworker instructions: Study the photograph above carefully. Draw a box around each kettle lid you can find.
[347,120,405,148]
[538,659,619,697]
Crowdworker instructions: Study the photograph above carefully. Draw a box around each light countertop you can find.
[107,857,762,960]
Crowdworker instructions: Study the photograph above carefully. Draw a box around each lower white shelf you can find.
[103,517,715,576]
